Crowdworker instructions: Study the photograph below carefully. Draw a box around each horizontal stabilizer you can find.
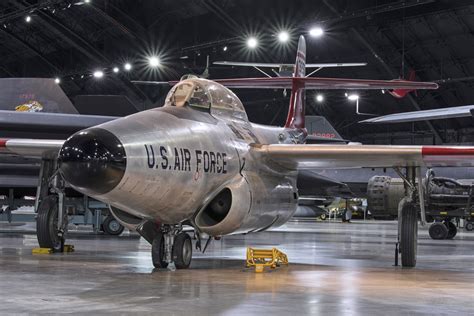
[361,105,474,124]
[213,61,367,68]
[210,77,438,90]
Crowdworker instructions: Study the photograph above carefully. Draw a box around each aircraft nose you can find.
[58,128,126,195]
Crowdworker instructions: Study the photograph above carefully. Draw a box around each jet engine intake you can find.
[194,178,251,236]
[109,205,144,231]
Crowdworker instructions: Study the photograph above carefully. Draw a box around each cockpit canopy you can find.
[164,78,248,121]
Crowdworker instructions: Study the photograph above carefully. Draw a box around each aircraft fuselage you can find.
[60,105,300,235]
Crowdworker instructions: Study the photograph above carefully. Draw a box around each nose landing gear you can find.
[36,159,69,252]
[36,195,67,252]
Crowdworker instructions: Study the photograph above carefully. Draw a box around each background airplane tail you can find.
[389,69,417,98]
[284,35,306,129]
[0,78,78,113]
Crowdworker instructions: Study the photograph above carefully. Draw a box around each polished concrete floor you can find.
[0,220,473,315]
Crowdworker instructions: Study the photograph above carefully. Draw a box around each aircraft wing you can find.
[211,77,438,90]
[0,110,117,133]
[252,144,474,169]
[360,105,474,124]
[213,61,367,68]
[0,138,64,159]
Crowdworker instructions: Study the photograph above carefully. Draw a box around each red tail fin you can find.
[284,36,306,129]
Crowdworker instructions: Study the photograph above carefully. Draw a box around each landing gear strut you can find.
[394,166,426,268]
[151,225,192,269]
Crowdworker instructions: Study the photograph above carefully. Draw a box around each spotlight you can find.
[247,37,258,49]
[124,63,132,71]
[113,67,119,73]
[84,0,91,3]
[148,56,160,68]
[309,27,324,38]
[223,46,228,52]
[54,77,61,84]
[93,70,104,78]
[316,94,324,103]
[347,94,359,101]
[25,16,31,23]
[278,31,290,43]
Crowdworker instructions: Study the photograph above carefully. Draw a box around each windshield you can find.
[164,79,248,120]
[167,81,211,112]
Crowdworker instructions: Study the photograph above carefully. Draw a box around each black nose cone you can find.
[58,128,126,195]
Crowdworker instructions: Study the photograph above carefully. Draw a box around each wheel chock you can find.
[246,247,288,273]
[32,245,74,255]
[32,248,53,254]
[63,244,75,253]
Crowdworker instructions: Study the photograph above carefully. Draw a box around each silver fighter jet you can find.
[1,36,471,269]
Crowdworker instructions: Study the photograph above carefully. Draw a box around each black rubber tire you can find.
[320,213,327,221]
[36,195,63,251]
[102,216,124,236]
[446,221,457,239]
[152,233,168,268]
[465,222,473,231]
[400,203,418,268]
[429,222,448,240]
[173,232,192,269]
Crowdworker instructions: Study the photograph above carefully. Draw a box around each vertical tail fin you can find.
[0,78,77,113]
[284,36,306,129]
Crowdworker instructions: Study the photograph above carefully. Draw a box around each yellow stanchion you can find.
[246,247,288,273]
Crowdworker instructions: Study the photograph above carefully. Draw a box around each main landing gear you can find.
[429,220,457,240]
[151,225,192,269]
[394,166,428,268]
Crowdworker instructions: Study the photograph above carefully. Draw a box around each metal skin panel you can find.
[79,104,298,232]
[92,110,239,223]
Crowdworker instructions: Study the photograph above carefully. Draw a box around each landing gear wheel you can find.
[446,221,457,239]
[172,232,192,269]
[465,222,473,231]
[36,195,63,251]
[320,213,327,220]
[400,202,418,267]
[152,233,168,268]
[102,216,124,236]
[429,222,448,240]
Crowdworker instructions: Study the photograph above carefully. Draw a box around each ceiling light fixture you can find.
[309,27,324,38]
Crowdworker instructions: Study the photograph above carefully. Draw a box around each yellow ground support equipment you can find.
[246,247,288,273]
[32,245,75,254]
